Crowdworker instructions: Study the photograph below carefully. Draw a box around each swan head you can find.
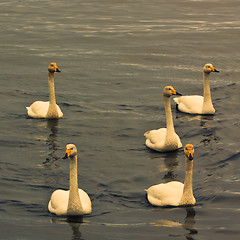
[63,144,77,159]
[203,63,219,74]
[184,144,194,161]
[48,63,61,73]
[163,86,182,97]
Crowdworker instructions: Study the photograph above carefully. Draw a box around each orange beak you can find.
[171,89,182,96]
[187,150,194,160]
[210,66,219,72]
[63,149,71,159]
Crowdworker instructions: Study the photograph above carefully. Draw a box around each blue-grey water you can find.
[1,0,240,239]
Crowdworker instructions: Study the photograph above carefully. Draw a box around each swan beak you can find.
[62,149,71,159]
[210,66,219,73]
[51,63,61,72]
[171,89,182,96]
[187,151,194,161]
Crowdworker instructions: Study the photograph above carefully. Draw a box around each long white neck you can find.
[46,71,58,118]
[48,71,56,105]
[164,96,175,135]
[67,155,83,215]
[179,157,195,205]
[202,72,214,113]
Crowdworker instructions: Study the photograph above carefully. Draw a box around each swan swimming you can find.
[174,63,219,115]
[48,144,92,216]
[26,63,63,119]
[144,86,182,152]
[146,144,196,207]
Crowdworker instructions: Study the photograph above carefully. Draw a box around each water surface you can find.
[0,0,240,239]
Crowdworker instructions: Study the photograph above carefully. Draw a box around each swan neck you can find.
[164,96,175,133]
[69,155,79,194]
[179,157,194,204]
[67,155,83,214]
[203,72,212,104]
[46,72,59,118]
[48,71,56,105]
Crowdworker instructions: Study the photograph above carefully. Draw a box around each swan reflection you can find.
[150,207,197,239]
[50,216,89,240]
[163,151,179,180]
[43,119,61,168]
[176,111,214,127]
[147,150,179,180]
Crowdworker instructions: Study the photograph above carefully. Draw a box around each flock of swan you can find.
[26,62,219,216]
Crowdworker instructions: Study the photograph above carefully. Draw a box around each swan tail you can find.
[173,97,180,110]
[173,97,180,104]
[144,131,150,137]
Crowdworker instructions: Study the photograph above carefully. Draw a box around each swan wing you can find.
[144,128,167,151]
[56,104,63,118]
[175,133,182,148]
[174,95,204,114]
[146,181,184,206]
[26,101,63,118]
[48,189,69,215]
[79,189,92,214]
[144,129,182,151]
[26,101,49,118]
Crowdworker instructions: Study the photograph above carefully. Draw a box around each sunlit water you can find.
[0,0,240,239]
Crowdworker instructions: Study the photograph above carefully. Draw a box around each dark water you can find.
[1,0,240,239]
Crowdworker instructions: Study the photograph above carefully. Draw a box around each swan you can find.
[144,86,182,152]
[48,144,92,216]
[26,63,63,119]
[174,63,219,115]
[146,144,196,207]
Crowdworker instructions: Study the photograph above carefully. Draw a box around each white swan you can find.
[48,144,92,216]
[144,86,182,152]
[174,63,219,115]
[146,144,196,207]
[26,63,63,119]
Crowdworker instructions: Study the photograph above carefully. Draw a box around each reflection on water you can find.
[67,216,85,240]
[199,115,215,127]
[147,150,179,179]
[43,119,61,168]
[176,111,219,147]
[163,151,179,180]
[150,207,197,240]
[176,111,215,126]
[183,207,198,240]
[50,216,89,240]
[69,222,84,240]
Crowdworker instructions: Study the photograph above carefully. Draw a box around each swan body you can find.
[174,63,219,115]
[144,86,182,152]
[26,63,63,119]
[26,101,63,119]
[48,144,92,216]
[146,144,196,207]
